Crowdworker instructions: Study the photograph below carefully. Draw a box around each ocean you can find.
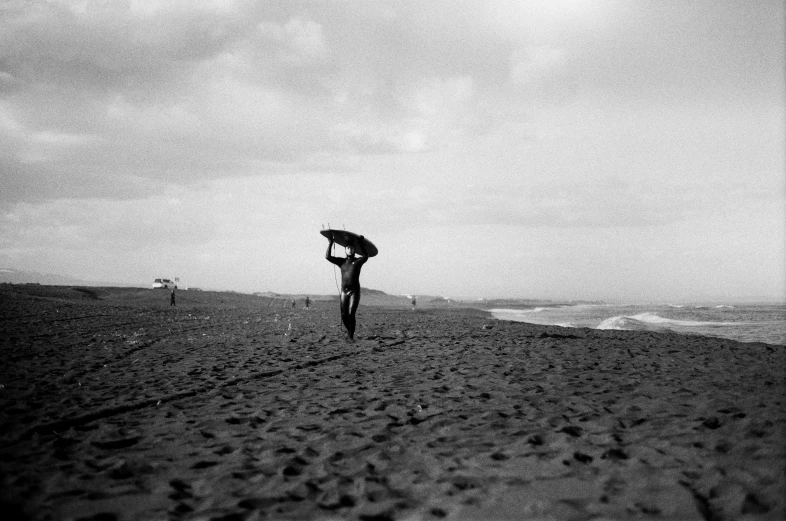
[489,303,786,346]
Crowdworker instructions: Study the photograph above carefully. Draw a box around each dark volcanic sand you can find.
[1,285,784,520]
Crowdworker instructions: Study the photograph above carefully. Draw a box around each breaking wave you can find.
[597,312,738,331]
[491,303,784,344]
[489,307,554,314]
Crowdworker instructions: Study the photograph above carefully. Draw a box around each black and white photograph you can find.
[1,1,784,519]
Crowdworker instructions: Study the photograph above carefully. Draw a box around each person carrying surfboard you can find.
[325,233,369,340]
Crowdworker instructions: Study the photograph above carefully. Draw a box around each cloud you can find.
[256,18,328,63]
[352,172,784,232]
[549,1,784,103]
[1,0,526,204]
[509,45,565,86]
[0,0,250,76]
[0,70,18,91]
[328,75,478,154]
[0,0,782,211]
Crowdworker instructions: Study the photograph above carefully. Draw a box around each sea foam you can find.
[491,303,785,345]
[597,312,738,330]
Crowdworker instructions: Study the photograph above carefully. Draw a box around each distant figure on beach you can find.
[304,296,310,309]
[170,288,176,307]
[291,299,296,309]
[412,296,417,311]
[325,234,368,340]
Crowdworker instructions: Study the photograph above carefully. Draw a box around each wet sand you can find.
[1,285,784,520]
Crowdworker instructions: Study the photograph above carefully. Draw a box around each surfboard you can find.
[321,229,378,257]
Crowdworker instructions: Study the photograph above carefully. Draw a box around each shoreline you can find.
[491,315,786,347]
[488,304,786,347]
[1,285,784,520]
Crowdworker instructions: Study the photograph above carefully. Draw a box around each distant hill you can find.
[0,268,139,288]
[360,288,462,308]
[248,288,453,307]
[253,291,284,298]
[360,288,410,307]
[1,270,583,308]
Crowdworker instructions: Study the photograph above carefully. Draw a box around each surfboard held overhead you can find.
[320,229,378,257]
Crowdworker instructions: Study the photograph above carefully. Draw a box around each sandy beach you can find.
[1,284,784,521]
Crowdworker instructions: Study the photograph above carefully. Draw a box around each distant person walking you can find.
[170,288,176,307]
[304,296,310,309]
[412,296,417,311]
[325,233,369,340]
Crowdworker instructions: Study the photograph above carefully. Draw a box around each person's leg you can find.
[347,292,360,339]
[339,291,351,336]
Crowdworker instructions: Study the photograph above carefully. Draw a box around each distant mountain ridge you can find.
[0,268,137,288]
[1,269,582,307]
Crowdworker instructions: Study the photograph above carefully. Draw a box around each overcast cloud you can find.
[1,0,783,302]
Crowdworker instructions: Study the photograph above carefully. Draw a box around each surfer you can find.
[325,234,369,340]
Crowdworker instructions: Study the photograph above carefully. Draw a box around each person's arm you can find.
[326,235,343,265]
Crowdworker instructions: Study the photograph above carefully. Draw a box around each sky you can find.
[1,0,784,303]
